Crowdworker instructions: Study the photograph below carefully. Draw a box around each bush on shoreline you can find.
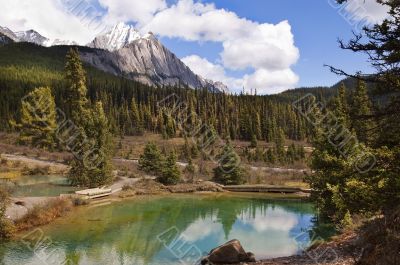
[0,187,15,240]
[15,198,73,231]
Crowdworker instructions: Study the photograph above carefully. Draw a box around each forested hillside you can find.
[0,42,329,142]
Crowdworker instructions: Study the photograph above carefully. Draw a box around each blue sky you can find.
[160,0,375,88]
[0,0,390,94]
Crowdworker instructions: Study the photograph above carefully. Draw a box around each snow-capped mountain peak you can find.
[15,29,49,46]
[0,26,19,42]
[89,22,142,51]
[1,23,229,93]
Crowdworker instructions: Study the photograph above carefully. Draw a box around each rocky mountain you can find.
[87,23,228,92]
[51,39,78,46]
[14,29,49,46]
[88,22,141,51]
[0,23,228,92]
[0,26,19,44]
[0,33,13,45]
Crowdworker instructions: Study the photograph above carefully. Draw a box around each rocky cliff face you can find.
[86,24,228,92]
[82,35,205,89]
[1,23,228,92]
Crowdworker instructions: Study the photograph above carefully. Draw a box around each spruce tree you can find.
[338,83,350,127]
[158,151,181,185]
[213,141,244,185]
[275,128,286,162]
[138,142,163,175]
[15,87,57,150]
[85,102,114,186]
[65,48,113,187]
[351,79,375,144]
[131,97,143,135]
[266,148,276,164]
[64,48,89,125]
[308,93,355,221]
[254,112,262,140]
[250,134,258,148]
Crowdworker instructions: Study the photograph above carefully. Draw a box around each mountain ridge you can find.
[0,23,228,93]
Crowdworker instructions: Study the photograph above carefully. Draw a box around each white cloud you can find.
[0,0,301,94]
[221,21,299,71]
[181,55,241,89]
[98,0,167,26]
[0,0,99,44]
[151,0,299,94]
[243,69,299,95]
[343,0,390,24]
[240,208,298,232]
[181,216,223,242]
[142,0,255,42]
[182,55,299,94]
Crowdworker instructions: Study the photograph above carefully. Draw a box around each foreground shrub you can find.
[15,198,72,231]
[0,187,15,240]
[158,152,181,185]
[138,142,163,175]
[213,142,244,185]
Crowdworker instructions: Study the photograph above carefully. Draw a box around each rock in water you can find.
[201,239,256,264]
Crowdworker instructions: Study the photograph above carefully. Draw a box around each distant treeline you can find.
[0,42,338,142]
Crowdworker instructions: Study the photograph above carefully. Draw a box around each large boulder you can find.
[201,239,256,264]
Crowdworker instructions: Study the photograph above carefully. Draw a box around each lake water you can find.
[0,194,334,265]
[8,175,78,197]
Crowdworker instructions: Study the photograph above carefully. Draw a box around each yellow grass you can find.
[0,171,21,179]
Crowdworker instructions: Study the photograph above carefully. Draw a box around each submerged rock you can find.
[201,239,256,264]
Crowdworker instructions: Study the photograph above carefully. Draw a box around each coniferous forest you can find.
[0,43,328,142]
[0,1,399,264]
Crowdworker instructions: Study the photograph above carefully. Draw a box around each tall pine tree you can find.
[14,87,57,150]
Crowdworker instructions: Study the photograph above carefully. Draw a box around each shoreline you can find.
[6,188,352,265]
[7,180,311,229]
[242,232,358,265]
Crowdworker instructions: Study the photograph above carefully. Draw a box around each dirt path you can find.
[5,197,55,221]
[108,176,155,193]
[1,153,69,171]
[112,158,307,173]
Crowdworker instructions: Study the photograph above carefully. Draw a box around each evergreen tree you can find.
[185,157,196,174]
[85,102,114,186]
[14,87,57,150]
[190,143,199,158]
[266,148,276,164]
[297,145,306,159]
[286,143,296,164]
[181,136,192,160]
[131,97,143,135]
[65,48,113,187]
[138,142,163,175]
[266,117,277,143]
[338,83,350,127]
[351,79,375,144]
[307,93,356,221]
[213,141,244,185]
[275,128,286,161]
[158,151,181,185]
[162,112,176,139]
[253,112,262,140]
[64,48,89,125]
[250,134,258,148]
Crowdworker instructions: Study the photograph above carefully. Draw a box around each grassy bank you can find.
[14,198,73,231]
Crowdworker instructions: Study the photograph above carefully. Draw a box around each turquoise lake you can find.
[9,175,78,197]
[0,194,334,265]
